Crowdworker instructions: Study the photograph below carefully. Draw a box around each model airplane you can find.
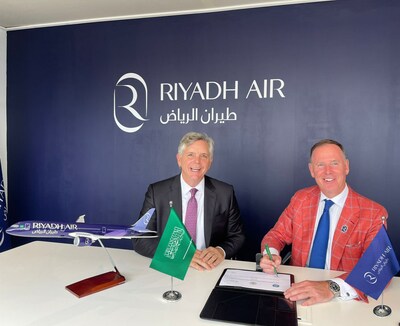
[6,208,157,246]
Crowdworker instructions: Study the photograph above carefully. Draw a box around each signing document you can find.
[200,269,297,326]
[219,268,291,293]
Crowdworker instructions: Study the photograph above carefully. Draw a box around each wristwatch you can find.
[328,280,341,298]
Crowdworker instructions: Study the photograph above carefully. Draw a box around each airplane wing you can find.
[103,229,157,237]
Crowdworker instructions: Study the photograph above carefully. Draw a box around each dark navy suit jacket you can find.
[133,174,245,259]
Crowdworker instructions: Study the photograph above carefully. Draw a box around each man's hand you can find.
[284,280,334,306]
[260,254,282,274]
[190,247,224,271]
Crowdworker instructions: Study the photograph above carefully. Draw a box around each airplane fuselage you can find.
[7,221,131,238]
[6,208,157,246]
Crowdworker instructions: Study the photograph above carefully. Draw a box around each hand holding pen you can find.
[260,244,281,277]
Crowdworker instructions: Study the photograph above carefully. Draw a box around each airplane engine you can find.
[73,237,93,247]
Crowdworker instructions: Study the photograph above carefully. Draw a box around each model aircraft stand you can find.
[65,239,126,298]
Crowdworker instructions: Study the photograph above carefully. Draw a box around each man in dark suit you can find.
[133,132,245,271]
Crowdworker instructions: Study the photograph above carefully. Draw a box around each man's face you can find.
[308,144,349,198]
[176,140,212,187]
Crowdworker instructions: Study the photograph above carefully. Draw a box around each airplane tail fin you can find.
[76,215,86,223]
[130,208,156,233]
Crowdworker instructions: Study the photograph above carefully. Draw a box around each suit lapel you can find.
[330,188,360,270]
[168,175,183,219]
[302,187,320,266]
[204,176,216,247]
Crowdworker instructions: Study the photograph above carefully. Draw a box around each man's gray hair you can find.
[177,132,214,159]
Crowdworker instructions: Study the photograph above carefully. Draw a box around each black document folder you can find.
[200,268,297,326]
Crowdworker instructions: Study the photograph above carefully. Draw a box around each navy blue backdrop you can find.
[6,0,400,263]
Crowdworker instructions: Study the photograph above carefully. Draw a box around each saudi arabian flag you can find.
[150,207,196,280]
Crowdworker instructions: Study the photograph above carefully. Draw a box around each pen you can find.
[265,244,278,277]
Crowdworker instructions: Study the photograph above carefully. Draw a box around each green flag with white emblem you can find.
[150,207,196,280]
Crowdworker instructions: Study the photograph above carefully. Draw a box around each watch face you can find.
[329,281,340,294]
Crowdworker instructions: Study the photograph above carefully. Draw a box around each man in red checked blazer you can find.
[260,139,388,306]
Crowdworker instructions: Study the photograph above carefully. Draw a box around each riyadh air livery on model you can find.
[6,208,157,246]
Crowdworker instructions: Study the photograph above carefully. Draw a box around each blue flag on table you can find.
[0,159,11,252]
[346,226,400,300]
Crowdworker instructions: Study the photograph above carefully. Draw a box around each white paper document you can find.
[219,269,292,293]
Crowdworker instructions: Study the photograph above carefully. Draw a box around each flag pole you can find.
[162,201,182,301]
[373,216,392,317]
[162,276,182,301]
[98,239,122,276]
[373,292,391,317]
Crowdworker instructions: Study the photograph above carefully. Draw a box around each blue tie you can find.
[309,199,334,269]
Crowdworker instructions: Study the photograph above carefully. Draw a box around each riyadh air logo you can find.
[143,211,152,226]
[113,73,149,133]
[364,272,377,284]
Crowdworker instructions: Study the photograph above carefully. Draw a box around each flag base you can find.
[65,270,126,298]
[373,304,391,317]
[163,290,182,301]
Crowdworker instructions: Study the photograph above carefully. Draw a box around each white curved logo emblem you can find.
[364,272,377,284]
[113,73,149,133]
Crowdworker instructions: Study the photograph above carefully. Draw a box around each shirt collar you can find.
[180,174,205,195]
[320,184,349,208]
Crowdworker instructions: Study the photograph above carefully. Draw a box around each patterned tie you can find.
[185,188,198,242]
[309,199,334,269]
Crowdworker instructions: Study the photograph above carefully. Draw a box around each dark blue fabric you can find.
[6,1,400,263]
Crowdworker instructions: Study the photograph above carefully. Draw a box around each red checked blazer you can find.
[261,185,388,302]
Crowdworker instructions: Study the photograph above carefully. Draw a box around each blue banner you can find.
[346,226,400,300]
[6,0,400,261]
[0,160,10,252]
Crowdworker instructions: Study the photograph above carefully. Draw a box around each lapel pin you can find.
[341,225,348,233]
